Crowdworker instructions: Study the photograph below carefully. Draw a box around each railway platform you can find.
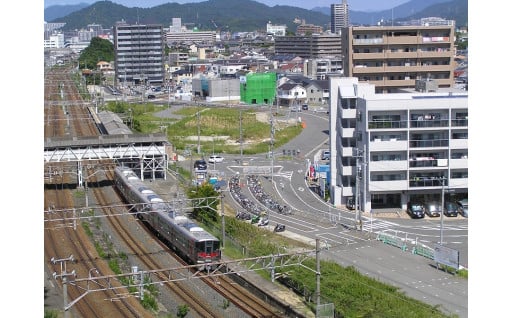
[223,254,316,318]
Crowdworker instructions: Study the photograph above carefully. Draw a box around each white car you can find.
[208,155,224,163]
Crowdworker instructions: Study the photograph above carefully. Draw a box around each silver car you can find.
[425,201,442,217]
[457,199,468,217]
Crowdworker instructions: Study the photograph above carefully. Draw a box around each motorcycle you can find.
[258,217,269,226]
[274,224,285,232]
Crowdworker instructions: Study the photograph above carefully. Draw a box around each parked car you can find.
[406,201,426,219]
[457,198,468,217]
[321,150,330,160]
[147,94,156,99]
[346,197,355,210]
[290,105,300,112]
[302,104,309,110]
[444,201,461,217]
[194,159,207,170]
[208,155,224,163]
[425,201,442,217]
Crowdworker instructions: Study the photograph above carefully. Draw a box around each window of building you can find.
[452,132,468,139]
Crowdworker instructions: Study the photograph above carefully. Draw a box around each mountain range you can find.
[45,0,467,32]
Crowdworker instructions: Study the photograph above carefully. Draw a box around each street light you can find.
[438,176,449,245]
[211,134,216,171]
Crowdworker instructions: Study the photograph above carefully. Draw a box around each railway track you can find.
[44,63,287,317]
[44,65,153,317]
[44,186,147,317]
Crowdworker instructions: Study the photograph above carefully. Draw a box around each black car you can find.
[194,159,207,171]
[425,201,442,217]
[346,197,355,210]
[444,201,461,217]
[406,202,426,219]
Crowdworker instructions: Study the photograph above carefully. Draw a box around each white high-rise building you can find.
[330,0,349,34]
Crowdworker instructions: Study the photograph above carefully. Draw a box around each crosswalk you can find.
[361,218,398,232]
[275,171,293,180]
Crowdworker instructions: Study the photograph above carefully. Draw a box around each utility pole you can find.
[221,193,226,248]
[440,176,445,245]
[354,148,365,231]
[239,109,243,162]
[315,238,321,317]
[197,111,201,155]
[270,105,275,186]
[51,255,76,318]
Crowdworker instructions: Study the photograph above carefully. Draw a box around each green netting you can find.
[240,72,276,105]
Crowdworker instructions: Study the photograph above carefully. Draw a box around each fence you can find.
[376,229,435,260]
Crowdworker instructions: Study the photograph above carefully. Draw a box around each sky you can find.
[44,0,411,12]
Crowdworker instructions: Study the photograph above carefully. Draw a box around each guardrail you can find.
[376,229,435,260]
[377,232,407,251]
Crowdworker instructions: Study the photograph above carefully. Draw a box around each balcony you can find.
[370,140,408,151]
[451,119,468,127]
[449,158,468,169]
[342,166,356,176]
[409,178,444,188]
[369,180,408,191]
[385,36,420,45]
[410,119,449,128]
[417,51,453,58]
[341,127,356,138]
[450,138,468,149]
[448,178,468,188]
[341,108,357,118]
[409,139,449,148]
[368,120,407,129]
[352,52,386,60]
[369,160,408,171]
[342,147,354,157]
[353,64,451,75]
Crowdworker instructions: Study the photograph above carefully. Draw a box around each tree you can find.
[187,183,219,222]
[78,37,115,70]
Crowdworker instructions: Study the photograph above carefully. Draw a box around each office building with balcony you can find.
[274,34,342,59]
[114,21,165,85]
[342,25,456,93]
[329,77,467,212]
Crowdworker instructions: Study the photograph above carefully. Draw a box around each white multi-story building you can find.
[44,33,65,48]
[266,22,287,37]
[329,77,468,212]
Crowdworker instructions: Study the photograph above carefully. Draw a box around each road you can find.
[159,105,469,318]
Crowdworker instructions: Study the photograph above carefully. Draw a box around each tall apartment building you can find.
[329,77,468,212]
[342,25,456,93]
[114,21,165,85]
[274,34,342,59]
[330,0,349,34]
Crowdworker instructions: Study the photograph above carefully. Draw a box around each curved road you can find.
[160,105,469,318]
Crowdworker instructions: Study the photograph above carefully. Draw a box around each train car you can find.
[113,166,221,269]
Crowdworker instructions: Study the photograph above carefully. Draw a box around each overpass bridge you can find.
[44,133,172,186]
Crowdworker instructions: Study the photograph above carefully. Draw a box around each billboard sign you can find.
[433,244,459,269]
